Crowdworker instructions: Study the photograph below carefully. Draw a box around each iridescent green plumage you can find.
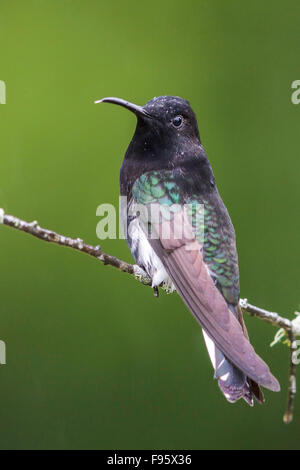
[132,170,239,305]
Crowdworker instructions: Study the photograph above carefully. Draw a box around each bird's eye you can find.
[172,115,183,128]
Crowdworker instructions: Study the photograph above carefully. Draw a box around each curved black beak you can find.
[94,97,152,119]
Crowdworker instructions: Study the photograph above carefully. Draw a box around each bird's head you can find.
[95,95,202,159]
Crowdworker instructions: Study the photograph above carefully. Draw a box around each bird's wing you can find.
[132,170,280,392]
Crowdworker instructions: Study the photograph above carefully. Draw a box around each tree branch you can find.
[0,209,298,422]
[239,298,299,423]
[0,209,152,286]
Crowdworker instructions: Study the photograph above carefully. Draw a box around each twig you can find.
[0,210,151,286]
[283,329,297,424]
[239,299,293,331]
[0,209,298,422]
[240,298,299,424]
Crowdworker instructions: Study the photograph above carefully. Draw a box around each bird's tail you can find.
[202,329,264,405]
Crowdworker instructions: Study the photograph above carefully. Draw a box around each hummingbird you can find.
[95,95,280,405]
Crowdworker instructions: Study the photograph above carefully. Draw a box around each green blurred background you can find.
[0,0,299,450]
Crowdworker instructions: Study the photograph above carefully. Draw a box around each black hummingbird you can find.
[95,95,280,405]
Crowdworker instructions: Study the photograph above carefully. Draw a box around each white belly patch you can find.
[128,217,175,292]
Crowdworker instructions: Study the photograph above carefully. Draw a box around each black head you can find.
[96,95,213,194]
[96,96,201,154]
[143,95,200,142]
